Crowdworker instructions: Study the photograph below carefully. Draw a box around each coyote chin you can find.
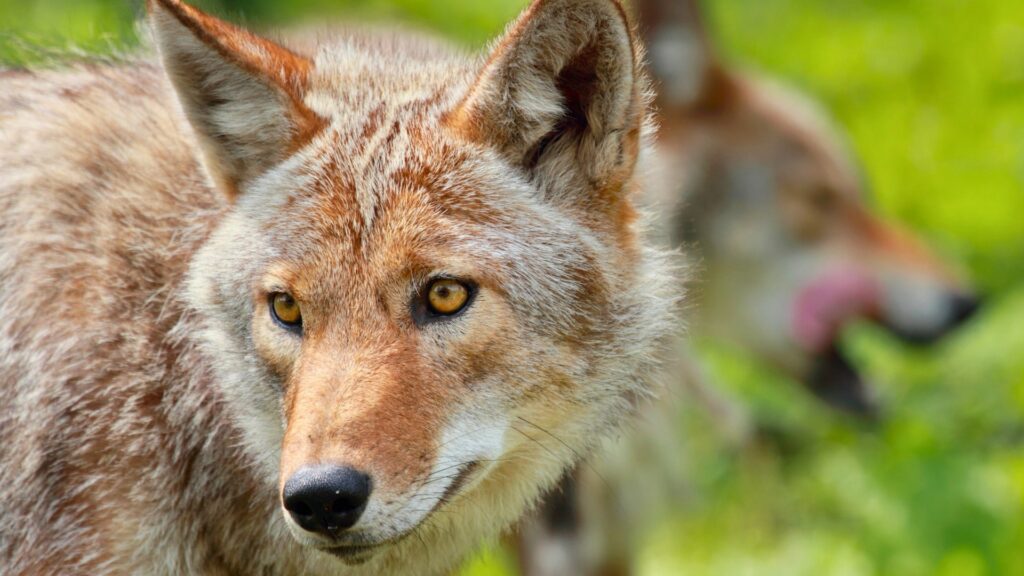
[0,0,678,574]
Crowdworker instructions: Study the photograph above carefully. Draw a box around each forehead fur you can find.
[245,129,613,335]
[223,32,632,335]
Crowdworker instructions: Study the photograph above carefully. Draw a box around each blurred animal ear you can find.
[148,0,324,198]
[450,0,645,220]
[634,0,731,110]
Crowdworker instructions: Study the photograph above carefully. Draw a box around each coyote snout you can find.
[268,315,509,554]
[784,196,981,411]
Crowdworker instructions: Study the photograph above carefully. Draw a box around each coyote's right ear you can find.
[149,0,324,198]
[634,0,728,109]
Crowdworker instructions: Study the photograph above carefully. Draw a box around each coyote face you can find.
[642,1,979,412]
[147,0,675,564]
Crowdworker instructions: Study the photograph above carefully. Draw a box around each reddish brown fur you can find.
[0,1,679,574]
[149,0,324,147]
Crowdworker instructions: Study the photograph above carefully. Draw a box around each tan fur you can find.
[0,1,680,574]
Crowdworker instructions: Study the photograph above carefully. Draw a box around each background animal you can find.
[0,0,678,573]
[640,0,979,416]
[515,0,984,574]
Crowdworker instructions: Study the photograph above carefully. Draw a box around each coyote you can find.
[641,0,979,413]
[0,0,679,574]
[517,0,982,574]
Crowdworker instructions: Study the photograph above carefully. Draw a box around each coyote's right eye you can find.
[270,293,302,332]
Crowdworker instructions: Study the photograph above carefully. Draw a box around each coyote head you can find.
[639,0,979,414]
[150,0,676,566]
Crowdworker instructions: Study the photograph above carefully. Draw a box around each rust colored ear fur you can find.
[450,0,645,215]
[148,0,324,198]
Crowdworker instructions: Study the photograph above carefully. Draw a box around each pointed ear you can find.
[635,0,730,110]
[148,0,325,198]
[449,0,645,214]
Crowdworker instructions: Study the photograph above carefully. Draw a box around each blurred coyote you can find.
[517,0,981,574]
[0,0,679,573]
[642,0,978,414]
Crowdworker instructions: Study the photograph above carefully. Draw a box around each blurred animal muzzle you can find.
[884,292,983,345]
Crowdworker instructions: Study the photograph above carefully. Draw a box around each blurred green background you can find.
[3,1,1023,575]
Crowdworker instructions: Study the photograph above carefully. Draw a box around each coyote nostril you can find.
[948,293,983,327]
[283,465,372,535]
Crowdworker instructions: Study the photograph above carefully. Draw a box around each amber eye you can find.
[270,292,302,330]
[426,279,471,316]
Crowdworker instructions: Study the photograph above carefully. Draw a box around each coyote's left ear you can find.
[451,0,644,218]
[149,0,324,198]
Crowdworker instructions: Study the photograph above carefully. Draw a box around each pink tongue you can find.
[793,269,880,353]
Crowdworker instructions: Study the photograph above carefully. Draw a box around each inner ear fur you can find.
[148,0,325,198]
[450,0,646,210]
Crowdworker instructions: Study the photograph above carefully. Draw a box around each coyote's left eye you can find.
[427,279,471,315]
[411,277,475,326]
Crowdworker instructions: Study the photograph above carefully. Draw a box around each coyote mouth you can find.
[436,460,483,507]
[804,345,879,419]
[322,543,381,564]
[793,269,881,354]
[793,270,882,418]
[314,530,409,562]
[311,461,484,564]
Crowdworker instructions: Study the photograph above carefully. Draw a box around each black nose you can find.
[283,465,372,535]
[948,293,982,327]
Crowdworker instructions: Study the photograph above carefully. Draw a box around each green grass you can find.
[3,0,1023,574]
